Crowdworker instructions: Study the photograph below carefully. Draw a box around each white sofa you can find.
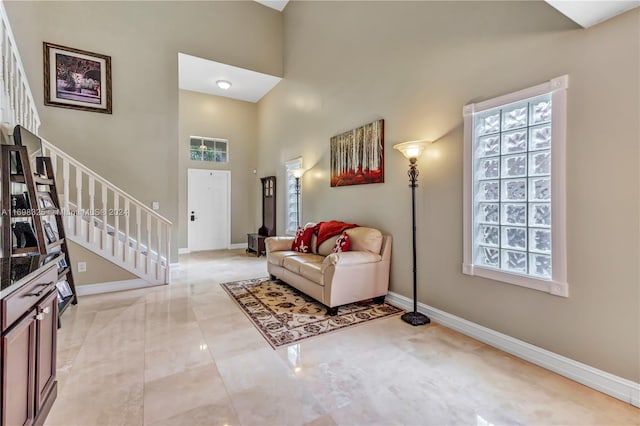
[265,226,392,315]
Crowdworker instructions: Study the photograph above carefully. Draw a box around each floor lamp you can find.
[290,168,306,228]
[393,140,431,326]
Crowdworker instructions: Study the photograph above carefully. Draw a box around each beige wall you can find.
[178,89,259,248]
[5,0,282,264]
[67,240,135,285]
[257,2,639,381]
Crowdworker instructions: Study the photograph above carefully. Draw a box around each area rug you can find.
[220,277,403,348]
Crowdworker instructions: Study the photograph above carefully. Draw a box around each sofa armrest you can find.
[322,251,382,271]
[265,236,294,253]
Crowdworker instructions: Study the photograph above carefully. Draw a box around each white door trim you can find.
[187,169,231,251]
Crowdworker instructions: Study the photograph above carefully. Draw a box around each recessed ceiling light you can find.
[216,80,232,90]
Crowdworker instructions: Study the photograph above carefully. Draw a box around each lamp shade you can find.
[393,140,430,160]
[289,168,306,179]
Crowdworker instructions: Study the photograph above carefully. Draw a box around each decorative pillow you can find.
[291,226,314,253]
[331,232,351,253]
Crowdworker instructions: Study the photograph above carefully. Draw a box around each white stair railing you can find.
[0,1,40,136]
[1,0,171,285]
[42,140,172,284]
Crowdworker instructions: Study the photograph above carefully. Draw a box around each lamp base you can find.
[401,311,431,326]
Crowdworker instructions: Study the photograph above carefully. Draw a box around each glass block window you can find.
[285,158,302,235]
[190,136,228,163]
[474,93,552,278]
[463,76,568,297]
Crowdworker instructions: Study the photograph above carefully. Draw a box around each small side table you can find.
[246,233,266,257]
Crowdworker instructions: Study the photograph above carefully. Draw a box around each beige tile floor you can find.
[46,249,639,426]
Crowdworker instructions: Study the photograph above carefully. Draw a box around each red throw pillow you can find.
[291,226,314,253]
[331,232,351,253]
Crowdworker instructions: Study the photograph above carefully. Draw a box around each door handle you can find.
[190,211,196,222]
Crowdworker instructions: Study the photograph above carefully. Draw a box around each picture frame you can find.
[38,192,57,210]
[330,119,384,187]
[43,221,57,244]
[58,257,68,270]
[43,42,112,114]
[56,280,73,298]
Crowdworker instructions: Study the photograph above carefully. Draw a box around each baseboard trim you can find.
[178,248,190,254]
[76,279,163,296]
[386,291,640,408]
[229,243,248,250]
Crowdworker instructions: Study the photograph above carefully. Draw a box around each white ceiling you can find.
[178,53,282,103]
[545,0,640,27]
[254,0,289,12]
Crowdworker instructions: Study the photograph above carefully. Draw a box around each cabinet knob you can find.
[42,307,51,314]
[35,313,44,321]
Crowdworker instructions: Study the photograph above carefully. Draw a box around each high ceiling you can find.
[178,53,281,103]
[544,0,638,27]
[254,0,289,12]
[182,1,639,103]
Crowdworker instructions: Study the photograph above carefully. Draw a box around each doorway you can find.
[187,169,230,251]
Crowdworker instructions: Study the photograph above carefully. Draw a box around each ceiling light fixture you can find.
[216,80,232,90]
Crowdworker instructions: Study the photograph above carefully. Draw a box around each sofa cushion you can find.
[299,262,323,285]
[268,251,299,267]
[283,254,325,274]
[344,227,383,254]
[291,226,314,253]
[331,232,351,253]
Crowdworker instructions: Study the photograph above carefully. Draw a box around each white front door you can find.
[187,169,230,251]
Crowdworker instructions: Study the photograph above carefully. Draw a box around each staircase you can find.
[0,1,171,285]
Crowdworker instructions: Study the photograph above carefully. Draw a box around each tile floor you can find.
[46,249,639,426]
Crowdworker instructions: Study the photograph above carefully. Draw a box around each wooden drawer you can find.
[2,265,57,333]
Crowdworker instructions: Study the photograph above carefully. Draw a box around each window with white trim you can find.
[463,75,569,297]
[285,158,302,235]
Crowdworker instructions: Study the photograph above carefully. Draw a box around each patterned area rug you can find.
[220,277,403,348]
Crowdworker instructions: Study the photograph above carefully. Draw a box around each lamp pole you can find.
[289,168,306,230]
[401,156,431,326]
[295,176,301,229]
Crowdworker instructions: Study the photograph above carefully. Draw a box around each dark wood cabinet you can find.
[1,259,59,426]
[246,233,266,257]
[1,308,37,426]
[34,290,57,421]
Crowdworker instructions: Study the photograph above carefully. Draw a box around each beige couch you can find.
[265,226,392,315]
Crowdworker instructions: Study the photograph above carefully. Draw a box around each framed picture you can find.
[57,280,73,298]
[38,192,56,210]
[330,119,384,187]
[43,221,57,244]
[43,42,112,114]
[58,257,68,270]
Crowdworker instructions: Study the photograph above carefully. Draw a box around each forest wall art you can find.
[330,119,384,187]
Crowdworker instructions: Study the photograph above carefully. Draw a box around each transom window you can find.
[190,136,228,163]
[463,76,569,297]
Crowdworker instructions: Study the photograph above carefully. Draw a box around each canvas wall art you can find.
[330,119,384,187]
[43,42,112,114]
